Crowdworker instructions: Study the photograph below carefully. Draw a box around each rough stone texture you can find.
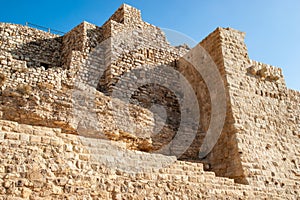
[0,120,295,199]
[0,3,299,199]
[214,28,300,188]
[0,23,61,68]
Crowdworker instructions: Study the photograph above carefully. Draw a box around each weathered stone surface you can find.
[0,120,296,199]
[0,3,299,199]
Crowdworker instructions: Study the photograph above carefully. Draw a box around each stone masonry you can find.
[0,3,299,199]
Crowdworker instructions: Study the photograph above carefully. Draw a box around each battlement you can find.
[247,59,285,83]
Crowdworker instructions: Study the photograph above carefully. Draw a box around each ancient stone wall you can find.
[0,3,299,199]
[0,23,61,68]
[0,21,156,151]
[87,4,196,158]
[0,67,155,151]
[213,27,300,192]
[104,4,142,25]
[100,6,187,95]
[0,120,295,199]
[197,28,247,184]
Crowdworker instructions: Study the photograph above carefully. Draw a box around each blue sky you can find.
[0,0,299,90]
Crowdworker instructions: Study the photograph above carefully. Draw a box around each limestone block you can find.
[4,132,19,140]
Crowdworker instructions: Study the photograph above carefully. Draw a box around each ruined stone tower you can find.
[0,4,299,199]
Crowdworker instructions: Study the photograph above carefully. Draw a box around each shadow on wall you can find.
[4,23,247,184]
[9,37,62,69]
[95,58,212,162]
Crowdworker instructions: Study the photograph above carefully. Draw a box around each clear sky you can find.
[0,0,299,90]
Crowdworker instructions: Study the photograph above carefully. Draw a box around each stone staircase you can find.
[0,120,293,199]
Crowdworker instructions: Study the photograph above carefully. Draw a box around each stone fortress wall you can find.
[0,20,155,150]
[0,3,299,199]
[199,27,300,189]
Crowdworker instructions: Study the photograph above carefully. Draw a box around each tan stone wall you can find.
[215,27,300,193]
[0,17,156,151]
[0,3,299,199]
[0,23,61,68]
[198,28,247,184]
[100,6,188,95]
[191,27,300,193]
[103,4,142,25]
[0,120,294,199]
[0,70,155,151]
[0,50,155,153]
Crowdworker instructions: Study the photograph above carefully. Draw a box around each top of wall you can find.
[102,4,142,26]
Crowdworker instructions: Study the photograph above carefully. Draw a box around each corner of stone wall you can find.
[61,23,86,69]
[212,26,299,186]
[102,3,142,27]
[199,27,249,184]
[217,26,300,187]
